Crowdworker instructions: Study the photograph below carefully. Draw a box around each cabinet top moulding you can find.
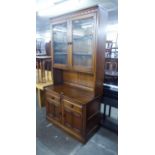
[50,5,107,23]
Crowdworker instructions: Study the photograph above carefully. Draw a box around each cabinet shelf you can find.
[73,53,92,56]
[54,52,67,55]
[54,41,67,44]
[73,35,93,40]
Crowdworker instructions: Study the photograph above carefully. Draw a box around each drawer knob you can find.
[71,105,74,108]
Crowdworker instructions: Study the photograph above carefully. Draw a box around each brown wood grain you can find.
[63,71,94,90]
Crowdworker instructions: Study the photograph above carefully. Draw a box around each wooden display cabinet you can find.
[45,5,107,143]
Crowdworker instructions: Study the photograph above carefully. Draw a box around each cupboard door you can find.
[64,108,72,128]
[52,22,68,66]
[63,107,83,134]
[72,112,82,134]
[71,15,95,72]
[46,100,62,122]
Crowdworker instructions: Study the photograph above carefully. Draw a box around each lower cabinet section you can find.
[45,91,101,143]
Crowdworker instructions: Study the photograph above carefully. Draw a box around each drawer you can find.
[46,97,60,106]
[63,100,82,113]
[46,91,60,104]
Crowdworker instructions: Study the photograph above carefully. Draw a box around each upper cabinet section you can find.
[72,16,95,71]
[52,22,68,65]
[50,6,107,74]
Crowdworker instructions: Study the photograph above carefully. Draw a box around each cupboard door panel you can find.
[64,108,72,128]
[46,100,61,122]
[72,112,82,134]
[54,105,62,122]
[46,101,55,118]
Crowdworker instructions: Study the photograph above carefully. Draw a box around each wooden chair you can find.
[105,41,113,58]
[36,56,53,108]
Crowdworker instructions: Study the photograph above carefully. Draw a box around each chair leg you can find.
[108,106,111,117]
[103,103,106,120]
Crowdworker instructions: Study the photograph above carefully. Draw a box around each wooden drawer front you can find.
[46,97,60,106]
[63,100,82,113]
[46,91,60,104]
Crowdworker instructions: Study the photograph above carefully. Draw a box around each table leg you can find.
[42,60,46,83]
[36,61,39,83]
[108,105,111,117]
[40,60,43,83]
[37,89,42,109]
[103,103,106,120]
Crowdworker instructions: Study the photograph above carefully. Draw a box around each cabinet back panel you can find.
[63,71,94,90]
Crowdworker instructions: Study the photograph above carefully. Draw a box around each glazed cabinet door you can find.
[63,99,83,134]
[46,99,62,123]
[71,14,96,73]
[52,21,69,68]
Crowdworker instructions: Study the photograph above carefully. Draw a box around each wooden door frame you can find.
[51,20,70,68]
[69,12,97,73]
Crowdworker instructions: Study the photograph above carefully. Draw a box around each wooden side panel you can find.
[86,99,101,135]
[86,100,100,119]
[63,71,94,90]
[94,7,108,96]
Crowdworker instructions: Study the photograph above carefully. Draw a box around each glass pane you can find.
[72,17,94,67]
[53,23,67,64]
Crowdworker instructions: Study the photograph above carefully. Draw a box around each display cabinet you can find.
[46,5,107,143]
[104,40,118,85]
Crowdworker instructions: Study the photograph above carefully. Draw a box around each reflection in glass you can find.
[53,23,67,64]
[72,17,94,67]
